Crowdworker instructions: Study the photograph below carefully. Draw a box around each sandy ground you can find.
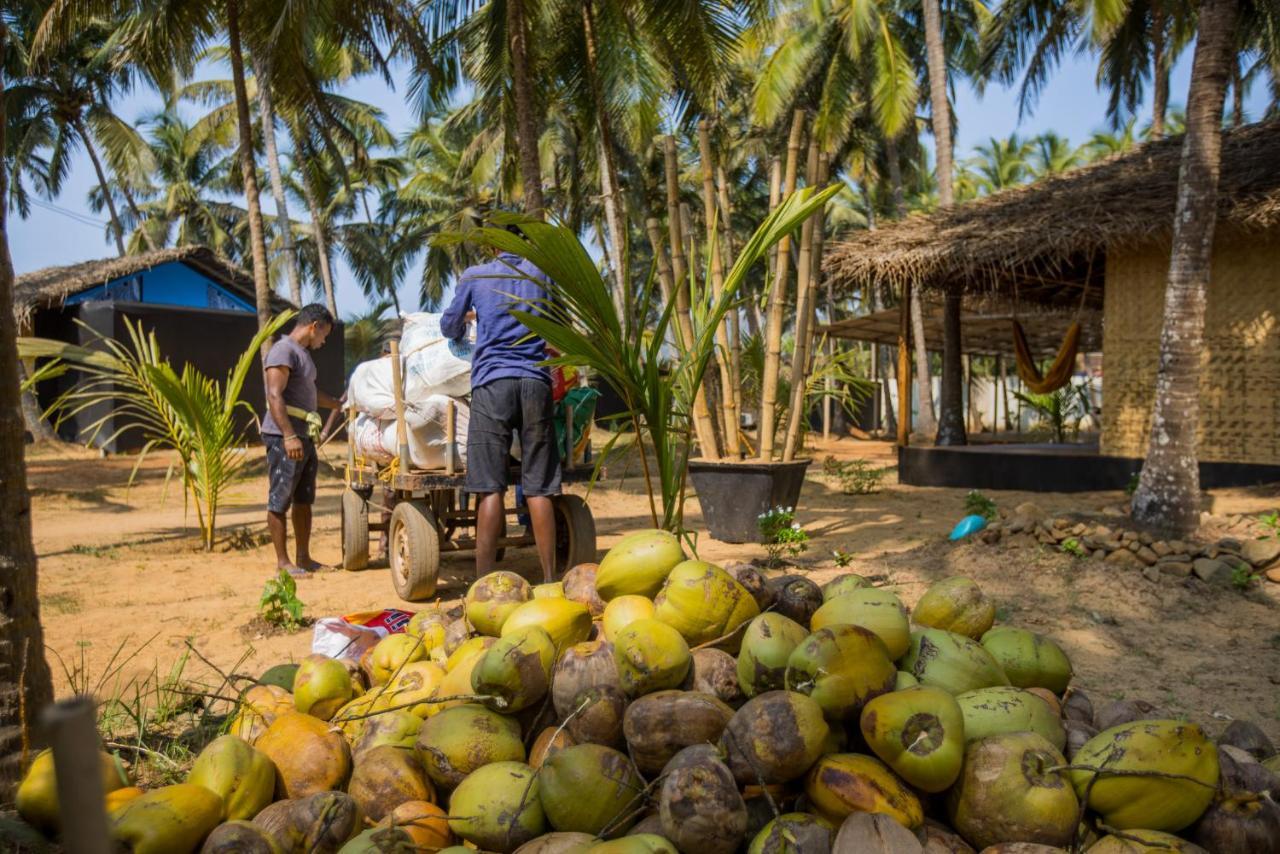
[26,435,1280,743]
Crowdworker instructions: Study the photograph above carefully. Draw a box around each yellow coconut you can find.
[384,661,447,717]
[785,625,897,721]
[16,748,130,832]
[292,654,355,721]
[501,598,593,654]
[736,612,810,698]
[859,685,966,793]
[105,787,145,819]
[465,571,532,636]
[230,684,294,744]
[447,761,547,852]
[369,634,430,686]
[429,645,489,715]
[810,588,911,660]
[351,709,423,757]
[1087,829,1209,852]
[912,577,996,640]
[588,835,678,853]
[348,745,436,822]
[653,560,760,648]
[533,582,567,599]
[415,703,526,789]
[388,800,454,849]
[804,753,924,829]
[110,783,224,854]
[407,611,449,649]
[1068,720,1219,832]
[186,734,275,821]
[255,711,352,798]
[602,596,657,642]
[472,625,557,713]
[595,530,685,601]
[330,693,379,744]
[612,618,691,697]
[445,635,495,673]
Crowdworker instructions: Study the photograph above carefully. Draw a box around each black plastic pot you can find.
[688,459,812,544]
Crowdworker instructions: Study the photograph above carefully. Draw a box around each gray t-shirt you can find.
[260,336,317,437]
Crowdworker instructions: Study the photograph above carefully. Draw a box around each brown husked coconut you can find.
[200,821,280,853]
[977,846,1068,853]
[1061,688,1093,724]
[628,814,667,837]
[1219,720,1276,762]
[766,576,824,625]
[566,685,628,747]
[253,791,363,853]
[659,745,748,854]
[347,745,435,823]
[720,691,830,786]
[443,617,475,656]
[727,564,775,612]
[552,641,620,719]
[1063,720,1097,761]
[1092,698,1167,732]
[831,813,923,854]
[921,819,977,853]
[1025,688,1062,718]
[513,832,599,854]
[1219,744,1280,795]
[563,564,606,617]
[689,648,745,707]
[530,726,576,770]
[623,691,735,775]
[1192,793,1280,854]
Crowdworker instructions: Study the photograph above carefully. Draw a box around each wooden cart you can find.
[339,341,597,601]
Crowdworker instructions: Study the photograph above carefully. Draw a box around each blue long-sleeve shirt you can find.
[440,251,552,389]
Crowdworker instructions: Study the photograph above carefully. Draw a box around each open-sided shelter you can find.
[822,120,1280,491]
[16,246,344,451]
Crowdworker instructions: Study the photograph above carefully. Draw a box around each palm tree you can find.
[1130,0,1246,535]
[967,133,1034,193]
[0,0,56,794]
[343,300,394,375]
[1086,117,1141,159]
[1031,131,1084,177]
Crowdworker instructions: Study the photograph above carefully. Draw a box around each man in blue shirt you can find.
[440,233,561,581]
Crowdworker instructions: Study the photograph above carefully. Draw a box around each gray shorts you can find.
[264,434,318,513]
[467,378,562,497]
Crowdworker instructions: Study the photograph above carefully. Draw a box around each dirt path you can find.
[27,437,1280,743]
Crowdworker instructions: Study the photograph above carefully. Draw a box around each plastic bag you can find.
[402,312,473,397]
[351,413,394,463]
[948,514,989,541]
[310,608,414,659]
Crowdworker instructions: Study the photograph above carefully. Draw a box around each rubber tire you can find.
[389,500,441,601]
[341,488,369,571]
[552,494,597,576]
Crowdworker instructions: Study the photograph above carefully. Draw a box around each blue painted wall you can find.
[65,260,254,312]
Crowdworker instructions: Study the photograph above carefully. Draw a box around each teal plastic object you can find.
[949,514,988,541]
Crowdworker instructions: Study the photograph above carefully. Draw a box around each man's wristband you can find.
[283,434,298,441]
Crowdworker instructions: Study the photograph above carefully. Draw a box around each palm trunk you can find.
[582,0,629,321]
[782,139,821,461]
[226,0,275,349]
[75,120,126,256]
[1151,2,1169,138]
[935,291,967,444]
[507,0,544,215]
[699,120,740,457]
[118,182,157,252]
[255,58,303,307]
[18,361,56,443]
[0,40,56,792]
[759,110,805,460]
[715,161,744,433]
[664,136,720,459]
[887,134,937,435]
[1131,0,1239,535]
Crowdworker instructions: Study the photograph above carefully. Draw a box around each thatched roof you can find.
[823,120,1280,306]
[13,245,293,323]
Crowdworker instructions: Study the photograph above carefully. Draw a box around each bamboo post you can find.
[445,400,456,476]
[390,340,409,471]
[759,110,805,460]
[714,159,745,435]
[644,216,676,309]
[345,405,355,475]
[782,138,822,461]
[564,398,575,466]
[897,283,913,446]
[664,134,720,460]
[44,697,112,854]
[699,119,740,458]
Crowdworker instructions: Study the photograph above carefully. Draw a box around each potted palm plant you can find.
[458,183,840,542]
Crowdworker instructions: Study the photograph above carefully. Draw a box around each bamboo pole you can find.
[664,135,720,460]
[644,216,676,309]
[897,284,913,446]
[445,400,456,476]
[390,340,409,471]
[714,161,745,438]
[782,139,822,461]
[758,110,805,460]
[45,697,112,854]
[699,120,740,457]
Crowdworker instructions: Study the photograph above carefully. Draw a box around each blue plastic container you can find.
[949,514,989,541]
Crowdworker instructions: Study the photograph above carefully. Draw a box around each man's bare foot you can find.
[295,558,333,573]
[279,562,314,579]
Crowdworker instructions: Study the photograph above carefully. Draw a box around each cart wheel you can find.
[341,488,369,571]
[552,494,596,575]
[389,500,440,601]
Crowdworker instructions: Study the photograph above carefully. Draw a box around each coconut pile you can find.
[15,530,1280,853]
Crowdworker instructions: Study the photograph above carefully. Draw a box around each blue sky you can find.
[9,48,1269,318]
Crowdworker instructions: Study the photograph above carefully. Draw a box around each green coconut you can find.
[736,613,810,698]
[946,732,1078,851]
[900,629,1010,695]
[859,685,966,793]
[613,619,691,697]
[293,654,355,720]
[979,627,1073,694]
[912,577,996,640]
[955,686,1066,751]
[587,836,678,854]
[653,560,760,647]
[466,571,533,636]
[351,709,422,757]
[895,671,918,690]
[1068,720,1219,832]
[338,826,417,853]
[596,530,686,601]
[810,588,911,660]
[719,691,830,786]
[186,734,275,821]
[748,813,834,854]
[785,625,897,721]
[822,574,871,601]
[471,626,557,713]
[415,703,526,789]
[539,744,645,835]
[258,663,300,691]
[447,761,546,853]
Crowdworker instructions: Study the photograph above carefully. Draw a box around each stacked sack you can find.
[348,313,473,469]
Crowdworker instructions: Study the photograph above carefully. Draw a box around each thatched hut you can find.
[822,120,1280,490]
[16,246,344,450]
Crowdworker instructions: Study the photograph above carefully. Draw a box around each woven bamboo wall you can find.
[1101,226,1280,464]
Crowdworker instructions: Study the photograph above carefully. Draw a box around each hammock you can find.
[1010,264,1092,394]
